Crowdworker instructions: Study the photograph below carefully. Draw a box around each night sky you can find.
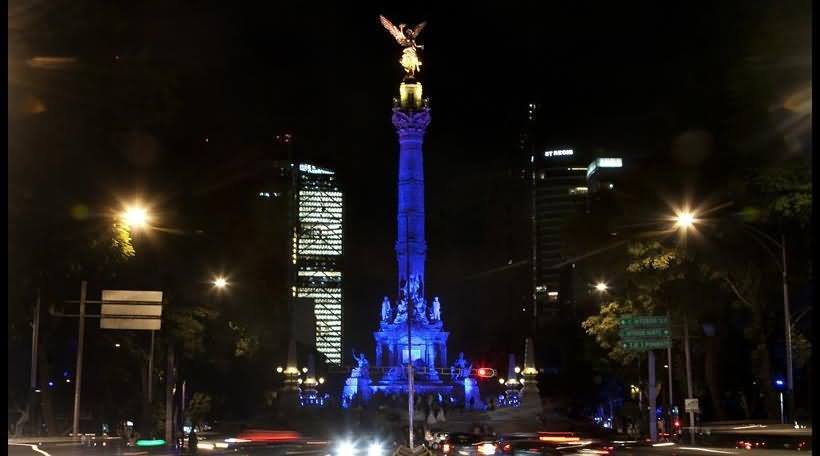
[8,1,810,365]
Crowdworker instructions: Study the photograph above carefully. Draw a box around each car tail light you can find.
[539,436,579,443]
[443,443,451,454]
[501,443,512,453]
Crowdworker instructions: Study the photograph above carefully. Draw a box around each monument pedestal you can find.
[342,373,371,407]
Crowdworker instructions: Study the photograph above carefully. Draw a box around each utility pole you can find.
[648,351,657,442]
[29,290,41,436]
[683,315,695,445]
[667,345,674,418]
[31,290,41,390]
[165,344,175,445]
[667,310,674,431]
[72,281,87,437]
[781,234,793,423]
[148,330,155,404]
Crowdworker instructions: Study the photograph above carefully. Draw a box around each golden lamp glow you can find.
[594,282,608,292]
[212,277,228,289]
[121,206,149,229]
[674,211,697,230]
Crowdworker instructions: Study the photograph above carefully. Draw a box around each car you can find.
[426,429,448,450]
[536,433,615,456]
[497,439,562,456]
[498,432,615,456]
[441,433,497,456]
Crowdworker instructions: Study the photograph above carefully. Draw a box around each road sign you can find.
[620,315,671,352]
[622,339,670,350]
[619,327,671,338]
[100,290,163,330]
[685,398,699,413]
[620,315,669,327]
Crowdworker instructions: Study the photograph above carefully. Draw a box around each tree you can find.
[187,393,213,428]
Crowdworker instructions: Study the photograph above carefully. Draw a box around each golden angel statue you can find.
[380,15,427,79]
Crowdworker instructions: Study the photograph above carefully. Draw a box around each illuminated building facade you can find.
[293,163,344,365]
[586,157,623,194]
[533,149,588,312]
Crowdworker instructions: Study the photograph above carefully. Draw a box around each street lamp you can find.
[679,209,795,423]
[212,277,229,289]
[738,224,794,423]
[594,281,609,293]
[121,205,150,230]
[674,210,697,230]
[673,210,697,443]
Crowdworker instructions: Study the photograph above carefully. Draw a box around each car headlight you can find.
[368,442,384,456]
[337,440,356,456]
[478,443,497,455]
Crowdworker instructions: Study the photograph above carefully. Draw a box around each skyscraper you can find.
[533,148,588,313]
[292,163,344,365]
[586,157,624,194]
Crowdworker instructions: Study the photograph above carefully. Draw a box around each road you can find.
[8,442,180,456]
[617,445,809,456]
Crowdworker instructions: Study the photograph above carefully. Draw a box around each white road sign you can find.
[685,398,700,413]
[100,290,163,330]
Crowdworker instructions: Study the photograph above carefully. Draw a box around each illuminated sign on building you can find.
[544,149,574,158]
[299,164,335,175]
[587,157,623,178]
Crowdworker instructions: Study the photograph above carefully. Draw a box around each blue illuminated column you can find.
[392,101,431,293]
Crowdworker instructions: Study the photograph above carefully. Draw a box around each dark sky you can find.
[8,1,811,363]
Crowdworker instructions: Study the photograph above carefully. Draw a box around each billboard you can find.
[587,157,623,178]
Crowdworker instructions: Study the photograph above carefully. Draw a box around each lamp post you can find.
[680,210,795,424]
[674,211,697,444]
[737,225,793,423]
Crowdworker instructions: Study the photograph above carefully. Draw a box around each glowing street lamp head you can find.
[594,282,609,293]
[212,277,228,289]
[674,211,697,230]
[122,206,149,229]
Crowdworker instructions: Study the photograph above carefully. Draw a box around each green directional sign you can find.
[622,339,670,350]
[620,315,670,327]
[619,315,672,351]
[619,327,671,338]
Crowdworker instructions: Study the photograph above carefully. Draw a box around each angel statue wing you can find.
[411,21,427,38]
[380,15,408,46]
